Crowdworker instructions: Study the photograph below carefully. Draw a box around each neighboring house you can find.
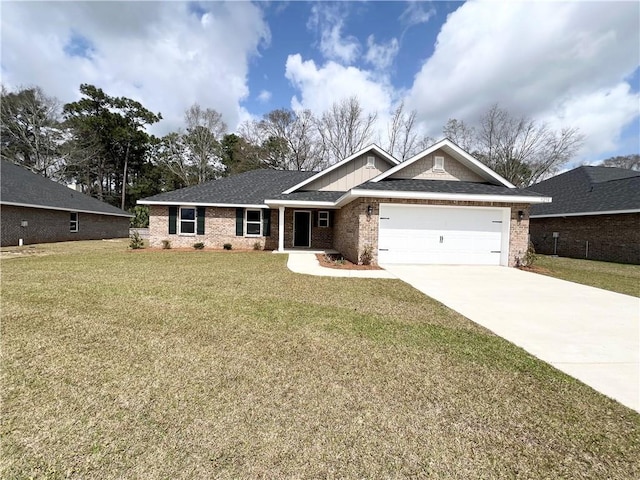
[530,166,640,264]
[1,160,132,247]
[139,139,550,267]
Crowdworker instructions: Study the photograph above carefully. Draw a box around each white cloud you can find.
[400,2,436,29]
[257,90,272,103]
[307,4,360,64]
[406,1,639,160]
[364,35,400,71]
[285,54,394,119]
[0,2,270,134]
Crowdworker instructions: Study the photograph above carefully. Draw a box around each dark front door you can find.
[293,211,311,247]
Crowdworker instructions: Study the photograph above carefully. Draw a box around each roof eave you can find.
[531,208,640,218]
[0,201,133,217]
[137,200,267,209]
[345,189,551,205]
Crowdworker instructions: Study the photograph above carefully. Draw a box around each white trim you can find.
[531,209,640,218]
[278,206,285,252]
[370,138,516,188]
[318,210,330,228]
[244,208,263,237]
[264,199,337,208]
[178,206,197,236]
[282,144,399,194]
[138,200,266,209]
[69,212,79,233]
[0,201,133,218]
[293,210,312,248]
[337,189,551,206]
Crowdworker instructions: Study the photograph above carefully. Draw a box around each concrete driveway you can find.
[382,265,640,413]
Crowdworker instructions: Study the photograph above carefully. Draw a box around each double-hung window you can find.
[179,207,196,234]
[70,212,79,232]
[318,211,330,228]
[245,209,262,236]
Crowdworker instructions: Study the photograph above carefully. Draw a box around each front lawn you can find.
[1,241,639,479]
[533,255,640,297]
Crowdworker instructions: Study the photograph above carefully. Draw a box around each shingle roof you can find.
[266,190,346,202]
[357,178,547,197]
[140,169,316,205]
[530,166,640,217]
[0,160,132,217]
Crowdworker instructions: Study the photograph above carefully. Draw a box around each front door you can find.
[293,211,311,247]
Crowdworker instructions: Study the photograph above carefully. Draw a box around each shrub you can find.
[524,241,537,267]
[360,244,373,265]
[223,243,232,250]
[129,230,144,249]
[193,242,205,250]
[253,241,262,251]
[161,239,171,249]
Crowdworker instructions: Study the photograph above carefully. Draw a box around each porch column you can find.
[278,206,285,252]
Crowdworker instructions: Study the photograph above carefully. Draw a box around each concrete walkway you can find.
[381,264,640,413]
[285,252,394,278]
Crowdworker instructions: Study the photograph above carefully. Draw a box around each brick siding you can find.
[0,205,129,247]
[530,213,640,264]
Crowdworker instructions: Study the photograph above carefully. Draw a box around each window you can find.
[434,156,445,171]
[70,212,78,232]
[179,207,196,234]
[318,211,330,228]
[245,209,262,236]
[365,155,376,169]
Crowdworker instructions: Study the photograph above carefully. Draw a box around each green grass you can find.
[2,240,639,479]
[534,255,640,297]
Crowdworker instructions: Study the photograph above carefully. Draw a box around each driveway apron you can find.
[381,265,640,413]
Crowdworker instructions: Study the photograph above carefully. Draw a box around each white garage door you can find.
[378,204,508,265]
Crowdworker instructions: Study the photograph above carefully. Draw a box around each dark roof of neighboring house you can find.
[141,169,317,205]
[0,160,132,217]
[530,166,640,217]
[357,178,547,197]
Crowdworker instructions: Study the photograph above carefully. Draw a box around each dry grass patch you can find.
[1,240,639,479]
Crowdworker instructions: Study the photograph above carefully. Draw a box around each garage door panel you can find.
[378,204,506,265]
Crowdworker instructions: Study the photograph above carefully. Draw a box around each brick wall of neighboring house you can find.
[530,213,640,264]
[334,198,530,267]
[0,205,129,247]
[148,205,280,250]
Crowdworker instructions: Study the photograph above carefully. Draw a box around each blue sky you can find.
[1,1,638,165]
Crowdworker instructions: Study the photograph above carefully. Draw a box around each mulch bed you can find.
[518,265,552,274]
[316,253,382,270]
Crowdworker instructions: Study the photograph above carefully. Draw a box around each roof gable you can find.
[371,139,515,188]
[282,144,399,194]
[0,160,132,217]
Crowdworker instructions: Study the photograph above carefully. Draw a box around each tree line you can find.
[2,83,602,214]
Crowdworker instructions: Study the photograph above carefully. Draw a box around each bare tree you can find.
[1,85,63,177]
[258,108,324,171]
[317,96,377,164]
[386,101,422,161]
[442,118,476,152]
[476,105,583,186]
[183,104,227,183]
[442,104,583,187]
[599,154,640,171]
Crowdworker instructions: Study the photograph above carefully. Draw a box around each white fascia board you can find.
[348,189,552,204]
[531,209,640,218]
[0,201,133,217]
[264,199,338,208]
[370,138,516,188]
[281,144,399,194]
[137,200,267,209]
